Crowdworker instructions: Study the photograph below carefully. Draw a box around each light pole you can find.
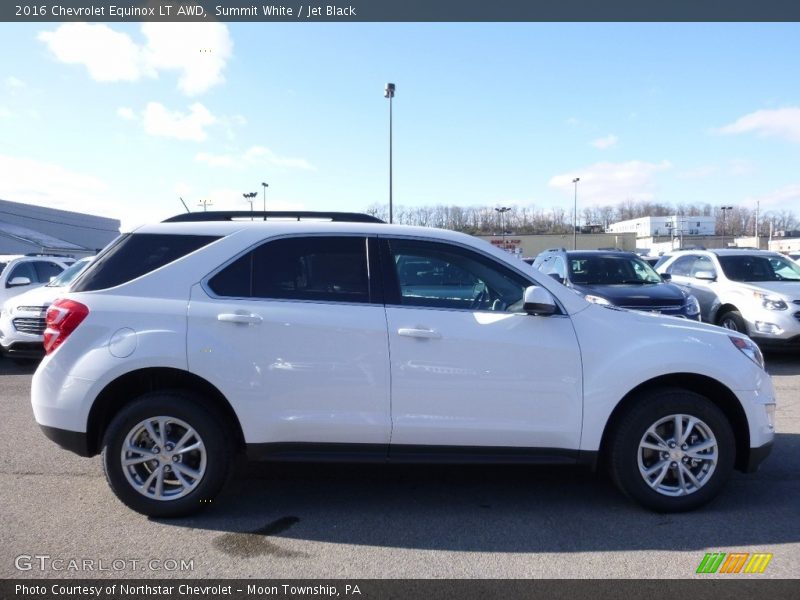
[494,207,512,251]
[261,182,268,218]
[198,199,212,212]
[384,83,395,224]
[243,192,257,220]
[720,205,733,248]
[572,177,580,249]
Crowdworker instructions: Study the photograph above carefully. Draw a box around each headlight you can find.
[684,294,701,316]
[753,291,788,310]
[584,294,612,306]
[729,335,765,370]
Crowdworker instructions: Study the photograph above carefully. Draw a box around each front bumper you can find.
[39,424,92,457]
[744,441,773,473]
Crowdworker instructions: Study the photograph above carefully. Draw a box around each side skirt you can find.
[246,442,597,466]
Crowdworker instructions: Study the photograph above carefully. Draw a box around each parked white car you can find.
[1,257,92,357]
[31,212,775,517]
[656,249,800,348]
[0,254,73,308]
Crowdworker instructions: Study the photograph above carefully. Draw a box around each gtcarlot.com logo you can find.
[14,554,194,572]
[696,552,772,574]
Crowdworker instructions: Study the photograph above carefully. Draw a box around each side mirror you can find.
[694,270,716,281]
[547,272,565,285]
[660,272,672,281]
[7,276,31,288]
[523,285,557,316]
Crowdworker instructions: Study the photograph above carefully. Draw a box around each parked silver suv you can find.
[656,249,800,348]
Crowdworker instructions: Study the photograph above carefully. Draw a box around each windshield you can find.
[719,255,800,282]
[46,258,92,287]
[569,254,663,285]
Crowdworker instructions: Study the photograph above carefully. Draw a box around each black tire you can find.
[608,388,735,512]
[102,391,233,518]
[718,310,747,334]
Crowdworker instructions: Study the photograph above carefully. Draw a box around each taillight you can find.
[43,299,89,354]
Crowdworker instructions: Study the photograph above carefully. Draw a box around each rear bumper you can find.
[39,424,92,457]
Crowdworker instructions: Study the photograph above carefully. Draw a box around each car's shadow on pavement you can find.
[159,432,800,555]
[0,357,39,375]
[765,352,800,376]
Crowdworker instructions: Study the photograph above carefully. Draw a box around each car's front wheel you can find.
[609,389,735,512]
[102,392,233,517]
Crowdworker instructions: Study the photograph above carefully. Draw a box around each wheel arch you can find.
[86,367,245,457]
[714,303,740,325]
[598,373,751,472]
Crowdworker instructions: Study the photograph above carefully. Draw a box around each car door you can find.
[187,235,392,450]
[381,237,583,455]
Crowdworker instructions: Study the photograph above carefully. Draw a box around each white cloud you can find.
[38,23,145,82]
[0,154,113,217]
[591,134,618,150]
[195,146,316,171]
[141,23,233,96]
[116,106,136,120]
[718,107,800,143]
[745,184,800,210]
[549,160,672,204]
[4,76,26,90]
[565,117,579,127]
[143,102,216,141]
[38,22,232,96]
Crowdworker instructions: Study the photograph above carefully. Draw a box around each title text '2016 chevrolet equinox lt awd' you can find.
[32,212,775,516]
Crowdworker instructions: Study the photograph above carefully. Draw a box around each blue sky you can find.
[1,22,799,229]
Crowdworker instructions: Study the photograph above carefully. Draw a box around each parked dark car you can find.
[528,248,701,319]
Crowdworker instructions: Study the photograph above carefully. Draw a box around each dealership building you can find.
[0,198,120,257]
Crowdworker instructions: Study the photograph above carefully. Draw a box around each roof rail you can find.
[162,211,385,224]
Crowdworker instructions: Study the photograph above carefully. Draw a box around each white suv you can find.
[656,249,800,348]
[31,212,776,517]
[1,257,92,357]
[0,254,73,307]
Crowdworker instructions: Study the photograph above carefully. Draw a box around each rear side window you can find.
[208,236,371,304]
[72,234,220,292]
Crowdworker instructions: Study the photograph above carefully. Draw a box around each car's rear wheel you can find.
[718,310,747,334]
[102,392,233,517]
[609,389,735,512]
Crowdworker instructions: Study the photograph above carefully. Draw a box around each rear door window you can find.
[72,234,220,292]
[208,236,374,304]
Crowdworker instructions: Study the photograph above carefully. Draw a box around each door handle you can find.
[397,327,441,339]
[217,313,263,325]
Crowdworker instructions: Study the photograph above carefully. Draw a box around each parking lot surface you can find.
[1,355,798,579]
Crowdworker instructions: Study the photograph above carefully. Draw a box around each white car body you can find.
[0,254,73,308]
[0,257,92,356]
[656,249,800,347]
[30,217,776,515]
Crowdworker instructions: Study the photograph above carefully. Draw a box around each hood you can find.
[571,282,686,307]
[3,284,62,310]
[741,280,800,299]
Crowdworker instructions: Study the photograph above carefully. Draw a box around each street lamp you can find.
[198,199,212,212]
[243,192,258,220]
[494,207,512,250]
[720,205,733,248]
[261,182,268,218]
[572,177,580,250]
[384,82,395,224]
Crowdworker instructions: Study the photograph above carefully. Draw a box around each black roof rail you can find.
[162,211,385,224]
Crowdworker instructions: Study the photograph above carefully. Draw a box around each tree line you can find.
[364,201,798,237]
